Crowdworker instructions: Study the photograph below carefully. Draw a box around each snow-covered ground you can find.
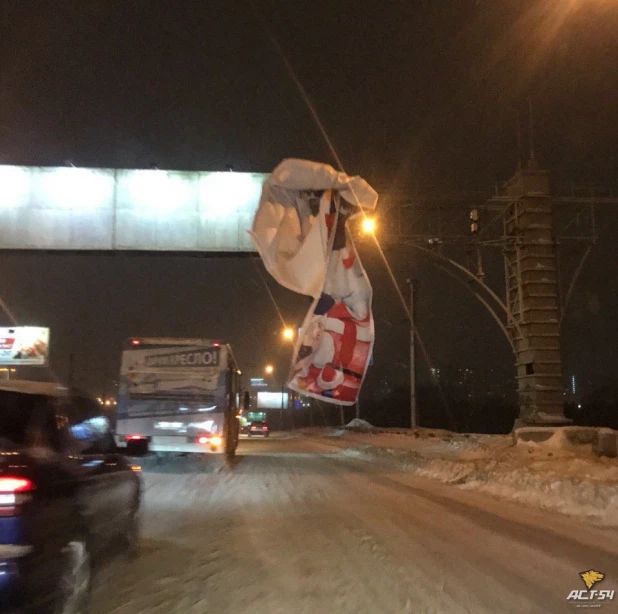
[88,435,618,614]
[304,422,618,526]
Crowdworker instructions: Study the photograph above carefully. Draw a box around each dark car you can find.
[0,381,147,613]
[248,421,269,437]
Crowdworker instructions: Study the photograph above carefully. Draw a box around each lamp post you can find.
[262,326,297,431]
[407,278,417,429]
[264,364,285,429]
[281,326,297,429]
[281,379,286,429]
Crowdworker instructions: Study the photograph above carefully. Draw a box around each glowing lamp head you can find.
[282,327,294,341]
[362,218,376,234]
[265,364,274,375]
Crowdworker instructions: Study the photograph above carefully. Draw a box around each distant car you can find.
[248,421,269,437]
[0,381,147,613]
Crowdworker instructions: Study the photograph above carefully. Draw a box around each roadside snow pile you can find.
[533,428,576,449]
[345,418,377,433]
[460,469,618,526]
[334,429,618,526]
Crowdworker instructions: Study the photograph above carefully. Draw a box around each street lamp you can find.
[362,217,376,234]
[264,364,286,429]
[282,327,294,341]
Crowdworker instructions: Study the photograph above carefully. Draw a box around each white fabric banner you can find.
[250,159,377,406]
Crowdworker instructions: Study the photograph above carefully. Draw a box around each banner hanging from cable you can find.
[250,159,378,406]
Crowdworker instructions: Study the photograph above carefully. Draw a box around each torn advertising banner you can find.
[250,159,378,406]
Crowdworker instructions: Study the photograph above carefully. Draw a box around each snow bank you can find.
[345,418,377,433]
[329,430,618,526]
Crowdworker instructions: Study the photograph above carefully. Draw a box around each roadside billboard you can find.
[0,165,266,252]
[257,391,289,409]
[0,327,50,366]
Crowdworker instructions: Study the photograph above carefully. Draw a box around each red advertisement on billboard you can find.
[0,327,50,366]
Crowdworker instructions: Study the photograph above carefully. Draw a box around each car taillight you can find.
[126,435,144,441]
[198,436,208,445]
[262,426,268,430]
[0,477,35,517]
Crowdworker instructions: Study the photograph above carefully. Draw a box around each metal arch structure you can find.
[374,166,618,426]
[431,263,516,354]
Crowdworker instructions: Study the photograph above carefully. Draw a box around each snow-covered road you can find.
[90,435,618,613]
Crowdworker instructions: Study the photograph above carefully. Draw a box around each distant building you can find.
[379,375,392,398]
[430,364,515,402]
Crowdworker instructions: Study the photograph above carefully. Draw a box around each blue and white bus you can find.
[115,338,241,458]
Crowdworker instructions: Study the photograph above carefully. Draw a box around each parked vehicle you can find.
[0,380,148,613]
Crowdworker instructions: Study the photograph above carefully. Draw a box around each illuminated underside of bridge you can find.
[0,165,268,252]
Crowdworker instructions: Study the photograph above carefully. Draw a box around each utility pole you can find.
[289,389,295,430]
[407,278,417,428]
[68,351,75,389]
[280,380,284,430]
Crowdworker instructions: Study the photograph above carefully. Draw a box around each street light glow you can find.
[265,364,274,374]
[282,327,294,341]
[362,218,376,234]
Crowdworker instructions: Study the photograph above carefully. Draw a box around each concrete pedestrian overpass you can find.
[0,165,268,253]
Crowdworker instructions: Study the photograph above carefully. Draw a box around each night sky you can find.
[1,1,617,403]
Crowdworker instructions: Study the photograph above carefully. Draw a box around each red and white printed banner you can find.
[250,159,377,406]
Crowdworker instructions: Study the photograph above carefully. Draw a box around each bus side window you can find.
[235,373,241,410]
[231,368,239,409]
